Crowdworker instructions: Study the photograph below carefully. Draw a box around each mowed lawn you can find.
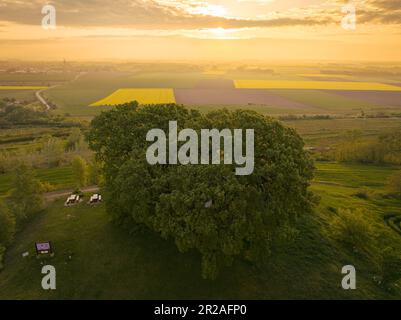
[0,162,400,299]
[90,88,176,106]
[234,80,401,91]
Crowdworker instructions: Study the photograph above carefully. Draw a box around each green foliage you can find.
[387,171,401,197]
[0,99,71,128]
[329,208,378,259]
[65,128,83,151]
[39,135,64,167]
[7,165,43,225]
[0,201,15,270]
[0,245,5,270]
[335,130,401,165]
[71,156,88,188]
[353,189,370,200]
[381,248,401,290]
[88,159,102,186]
[88,104,315,279]
[0,201,15,247]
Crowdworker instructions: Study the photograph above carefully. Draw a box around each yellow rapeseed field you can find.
[90,88,176,106]
[298,74,353,78]
[0,86,48,90]
[234,80,401,91]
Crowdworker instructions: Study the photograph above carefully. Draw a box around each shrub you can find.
[0,245,5,270]
[7,165,43,225]
[0,202,16,271]
[387,171,401,198]
[0,202,15,246]
[353,189,370,200]
[71,156,89,188]
[381,248,401,291]
[329,208,377,258]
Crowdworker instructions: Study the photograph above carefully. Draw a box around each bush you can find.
[0,245,5,270]
[387,171,401,197]
[0,202,15,247]
[381,248,401,291]
[353,189,370,200]
[329,208,377,258]
[7,165,43,225]
[71,156,89,188]
[0,202,16,271]
[334,131,401,165]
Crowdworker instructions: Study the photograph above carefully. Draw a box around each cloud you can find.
[0,0,336,29]
[360,0,401,24]
[0,0,399,32]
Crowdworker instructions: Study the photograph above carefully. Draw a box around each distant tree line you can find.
[334,130,401,165]
[0,128,92,174]
[0,98,78,128]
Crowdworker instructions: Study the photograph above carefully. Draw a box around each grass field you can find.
[269,89,378,112]
[0,90,37,101]
[90,88,176,106]
[287,118,401,147]
[314,162,398,190]
[0,72,76,86]
[234,80,401,91]
[0,161,400,299]
[45,72,203,116]
[28,70,400,117]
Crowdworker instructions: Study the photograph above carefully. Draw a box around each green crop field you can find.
[269,89,378,112]
[45,71,206,116]
[314,162,399,189]
[287,118,401,147]
[0,65,399,119]
[0,161,400,299]
[0,166,74,197]
[0,90,37,101]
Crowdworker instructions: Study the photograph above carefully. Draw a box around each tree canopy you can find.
[88,103,315,279]
[7,165,44,225]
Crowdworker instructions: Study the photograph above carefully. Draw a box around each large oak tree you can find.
[88,103,315,279]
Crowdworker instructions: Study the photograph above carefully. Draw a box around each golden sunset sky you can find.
[0,0,400,61]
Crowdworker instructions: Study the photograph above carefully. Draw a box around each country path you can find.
[44,185,100,202]
[36,72,87,111]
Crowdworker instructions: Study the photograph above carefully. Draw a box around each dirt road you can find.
[45,186,100,202]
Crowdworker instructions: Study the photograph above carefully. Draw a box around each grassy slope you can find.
[0,162,400,300]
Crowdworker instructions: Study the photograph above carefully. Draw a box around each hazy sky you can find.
[0,0,400,61]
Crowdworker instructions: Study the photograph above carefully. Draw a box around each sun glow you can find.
[189,4,228,17]
[196,27,239,39]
